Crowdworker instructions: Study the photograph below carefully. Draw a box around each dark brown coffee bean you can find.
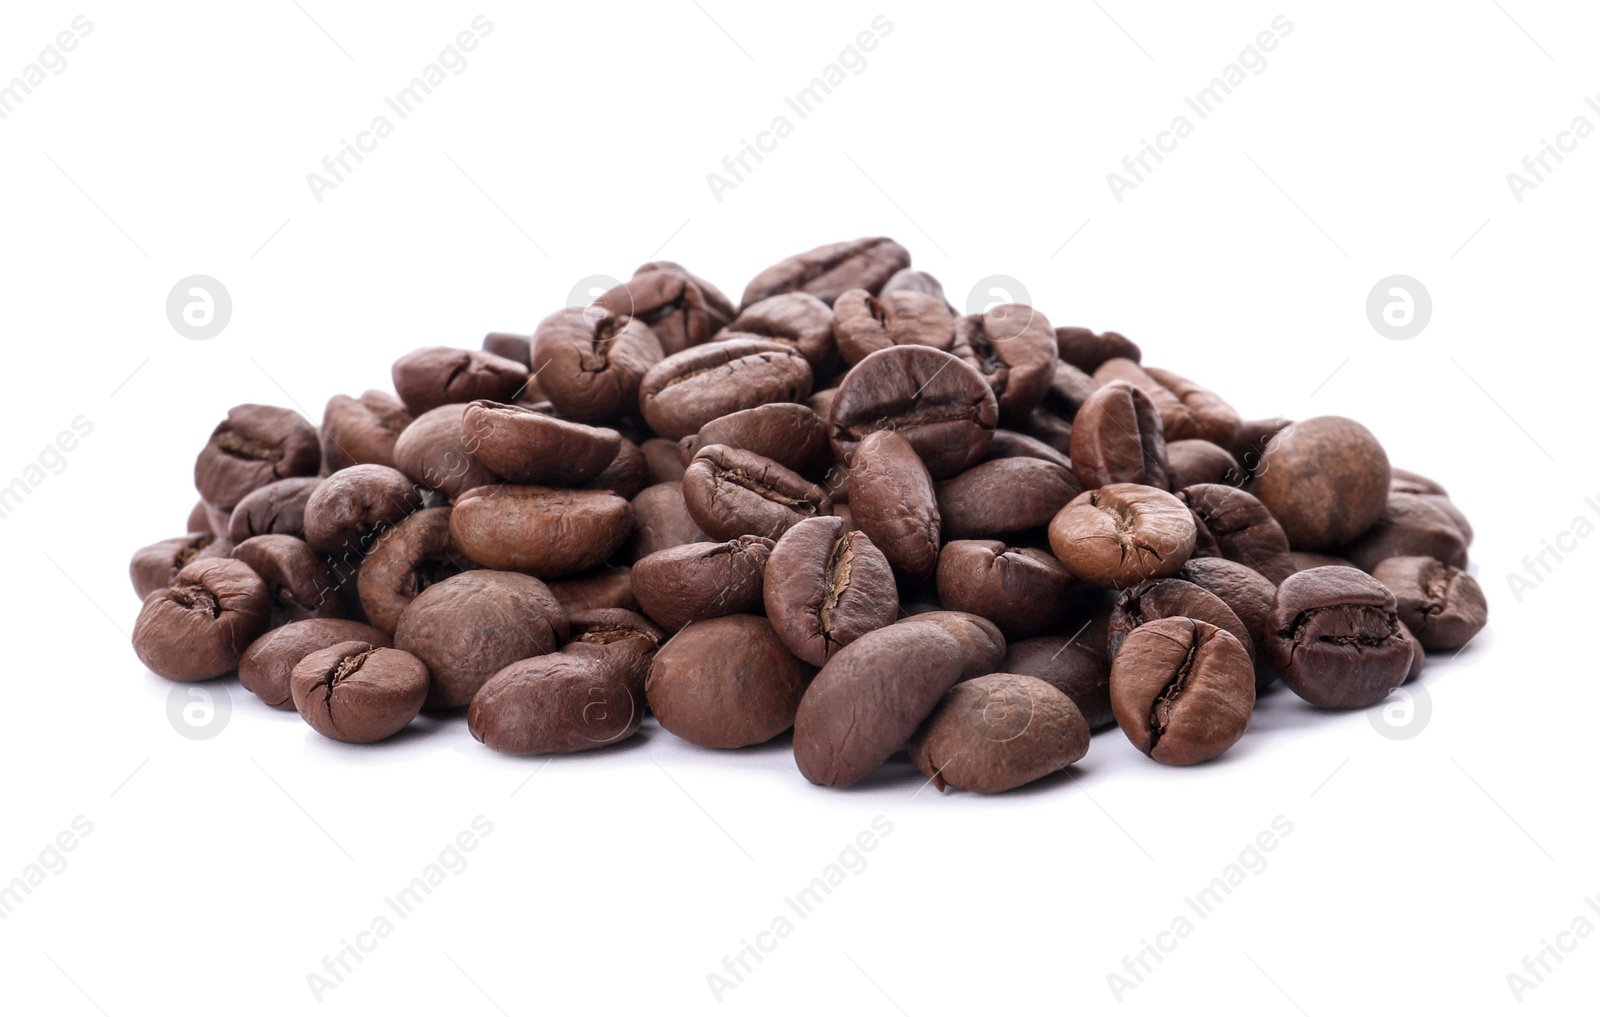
[132,558,271,681]
[1391,471,1474,545]
[238,618,390,709]
[808,386,838,423]
[469,650,642,754]
[1179,483,1296,584]
[392,404,502,499]
[935,458,1083,539]
[1164,440,1242,491]
[321,391,413,473]
[391,346,528,416]
[1110,617,1254,765]
[461,400,621,486]
[638,337,814,440]
[303,465,421,555]
[1108,578,1255,665]
[640,437,687,484]
[1266,566,1412,709]
[829,345,998,479]
[530,307,663,421]
[481,331,531,366]
[879,267,950,303]
[1093,359,1239,446]
[720,293,836,368]
[546,566,637,615]
[1371,556,1487,651]
[1055,326,1141,373]
[951,304,1057,419]
[355,507,468,633]
[1039,360,1099,420]
[451,485,633,577]
[681,444,831,541]
[678,403,832,479]
[763,516,897,665]
[563,608,665,690]
[902,612,1009,680]
[291,641,429,743]
[935,541,1078,638]
[232,535,341,625]
[1287,550,1356,573]
[1340,492,1469,572]
[985,429,1073,470]
[1227,416,1292,482]
[847,430,941,580]
[1023,406,1074,454]
[1003,637,1113,729]
[130,533,224,600]
[1397,619,1425,682]
[194,404,321,513]
[394,570,567,709]
[740,237,910,309]
[910,674,1090,793]
[632,536,773,631]
[1174,557,1279,689]
[646,614,813,748]
[1048,483,1196,588]
[1252,416,1390,550]
[585,436,649,500]
[227,477,322,542]
[595,262,735,355]
[792,620,967,787]
[629,482,710,559]
[832,288,955,366]
[1069,380,1169,489]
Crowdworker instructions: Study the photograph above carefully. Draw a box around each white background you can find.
[0,2,1595,1014]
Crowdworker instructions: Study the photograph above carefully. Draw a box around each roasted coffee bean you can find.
[232,535,341,625]
[321,391,414,473]
[469,650,642,754]
[681,444,831,541]
[629,482,710,559]
[132,558,271,681]
[1003,637,1113,729]
[394,570,567,709]
[847,430,941,580]
[951,303,1057,419]
[632,536,774,631]
[985,429,1074,470]
[1397,619,1426,682]
[481,331,531,366]
[187,501,213,535]
[530,307,663,422]
[1266,566,1412,709]
[1179,483,1296,584]
[935,541,1077,639]
[356,507,468,633]
[910,674,1090,793]
[1341,492,1469,572]
[392,404,502,499]
[879,267,950,304]
[740,237,910,309]
[1164,440,1242,491]
[595,262,736,355]
[1107,578,1255,664]
[1252,416,1390,550]
[1110,617,1254,765]
[1048,483,1196,588]
[832,288,955,365]
[391,346,528,416]
[1174,557,1279,689]
[1227,416,1292,482]
[638,337,813,440]
[720,293,837,368]
[130,532,225,600]
[585,436,650,500]
[936,458,1083,539]
[462,400,621,486]
[227,477,321,542]
[451,485,633,577]
[1041,360,1099,421]
[896,612,1008,680]
[678,403,832,479]
[1391,470,1474,544]
[1287,550,1356,573]
[1023,406,1074,454]
[763,516,897,665]
[563,608,665,690]
[792,620,968,787]
[641,437,687,484]
[829,345,998,478]
[303,465,421,555]
[194,404,321,513]
[1371,556,1488,651]
[1055,327,1141,374]
[808,386,838,423]
[646,614,813,748]
[291,641,430,743]
[238,618,390,709]
[546,566,638,615]
[1093,359,1239,445]
[1069,380,1168,489]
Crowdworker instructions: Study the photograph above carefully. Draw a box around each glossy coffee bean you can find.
[641,437,688,483]
[638,337,813,440]
[1069,380,1168,489]
[1266,566,1412,709]
[629,482,710,559]
[1040,360,1099,421]
[1227,417,1292,482]
[678,403,832,479]
[1397,619,1426,682]
[1371,556,1488,651]
[481,331,531,366]
[646,614,813,748]
[303,465,421,555]
[227,477,321,542]
[130,532,225,600]
[356,507,468,633]
[904,612,1009,680]
[1023,406,1074,453]
[1287,550,1356,573]
[763,516,898,665]
[910,674,1090,793]
[391,346,528,416]
[391,404,502,500]
[291,641,430,743]
[584,436,650,500]
[321,391,413,472]
[238,618,389,709]
[530,307,664,422]
[1110,617,1254,765]
[951,303,1057,420]
[1092,359,1238,446]
[231,535,341,625]
[1048,483,1196,588]
[562,608,665,690]
[1178,483,1296,584]
[132,558,271,681]
[935,458,1082,539]
[1107,578,1254,664]
[985,429,1073,470]
[469,650,642,754]
[462,400,621,486]
[832,288,955,365]
[1340,492,1469,572]
[1055,326,1141,373]
[451,485,633,577]
[595,262,735,355]
[1390,470,1473,545]
[546,566,638,615]
[194,404,321,513]
[1164,440,1242,491]
[1252,416,1390,550]
[681,444,831,541]
[828,345,998,478]
[935,541,1077,639]
[1174,557,1280,689]
[720,293,836,368]
[740,237,910,309]
[847,430,941,580]
[1003,637,1113,729]
[632,536,774,631]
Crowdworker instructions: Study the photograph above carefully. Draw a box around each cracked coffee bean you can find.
[632,535,774,632]
[1048,482,1196,588]
[291,641,429,744]
[461,400,621,487]
[741,236,910,309]
[1107,578,1255,665]
[935,541,1077,639]
[1055,326,1141,374]
[828,345,998,479]
[639,337,814,440]
[302,465,421,555]
[356,507,468,634]
[194,404,321,514]
[832,287,955,365]
[133,558,272,681]
[910,673,1090,793]
[231,535,341,626]
[530,307,663,422]
[130,532,227,600]
[391,346,528,416]
[951,303,1058,420]
[1371,556,1487,651]
[239,618,389,709]
[595,262,736,355]
[1069,380,1168,490]
[678,402,832,479]
[1110,617,1255,765]
[227,477,321,542]
[763,516,898,666]
[1266,566,1413,709]
[681,444,831,541]
[562,608,665,692]
[1178,483,1296,584]
[321,390,413,472]
[720,293,837,368]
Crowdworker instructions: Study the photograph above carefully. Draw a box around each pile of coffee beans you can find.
[129,237,1488,792]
